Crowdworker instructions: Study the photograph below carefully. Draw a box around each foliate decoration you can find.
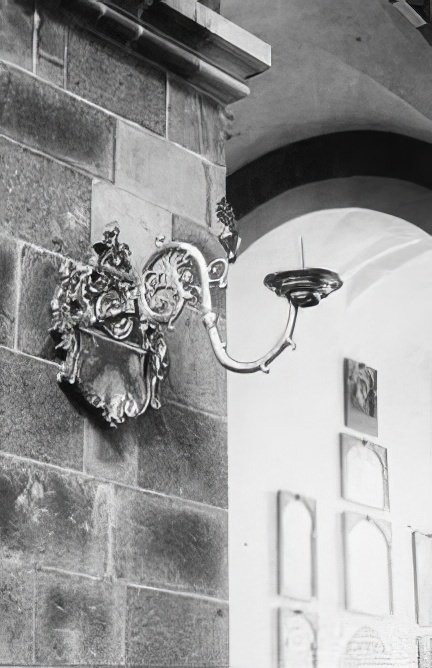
[208,258,229,289]
[50,199,342,423]
[51,218,236,426]
[51,226,169,426]
[216,197,241,263]
[340,434,389,510]
[141,248,201,327]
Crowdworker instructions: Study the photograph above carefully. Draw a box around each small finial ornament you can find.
[216,197,241,263]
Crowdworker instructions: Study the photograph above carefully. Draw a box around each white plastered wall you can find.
[227,208,432,668]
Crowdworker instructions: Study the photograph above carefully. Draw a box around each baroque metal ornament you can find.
[51,226,169,426]
[51,199,343,426]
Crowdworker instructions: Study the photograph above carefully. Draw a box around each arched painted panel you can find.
[278,492,316,600]
[344,513,392,616]
[346,447,383,508]
[279,609,316,668]
[341,435,389,510]
[341,626,387,668]
[413,532,432,625]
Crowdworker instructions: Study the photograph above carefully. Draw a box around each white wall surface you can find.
[227,208,432,668]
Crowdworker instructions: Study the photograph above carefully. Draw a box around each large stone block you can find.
[173,213,225,262]
[68,27,166,135]
[0,62,116,179]
[0,0,34,70]
[37,9,67,87]
[0,456,109,575]
[0,235,19,348]
[17,244,61,361]
[0,137,91,258]
[168,76,225,165]
[138,401,228,508]
[116,121,219,226]
[126,587,228,666]
[84,418,138,486]
[91,181,172,274]
[113,486,228,598]
[0,347,84,469]
[0,561,34,664]
[35,570,125,665]
[162,306,227,417]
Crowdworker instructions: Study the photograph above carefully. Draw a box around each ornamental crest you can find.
[50,200,244,426]
[51,226,169,426]
[50,200,342,426]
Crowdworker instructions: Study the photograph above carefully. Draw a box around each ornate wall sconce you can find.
[51,199,342,425]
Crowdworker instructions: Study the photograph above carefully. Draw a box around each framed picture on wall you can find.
[278,609,316,668]
[413,532,432,626]
[343,512,393,616]
[340,434,389,510]
[278,491,317,600]
[418,636,432,667]
[342,626,388,665]
[344,359,378,436]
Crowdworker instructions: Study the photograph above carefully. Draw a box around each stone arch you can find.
[226,131,432,251]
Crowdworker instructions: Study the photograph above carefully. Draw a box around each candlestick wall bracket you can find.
[50,198,343,426]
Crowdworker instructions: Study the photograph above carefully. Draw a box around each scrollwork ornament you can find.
[141,248,201,326]
[51,226,170,426]
[50,197,338,428]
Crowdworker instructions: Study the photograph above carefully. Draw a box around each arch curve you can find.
[227,131,432,251]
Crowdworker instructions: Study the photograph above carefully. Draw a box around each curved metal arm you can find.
[51,217,342,425]
[142,240,299,374]
[202,306,297,374]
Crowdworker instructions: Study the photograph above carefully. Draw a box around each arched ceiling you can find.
[223,0,432,174]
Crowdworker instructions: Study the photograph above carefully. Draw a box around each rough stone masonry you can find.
[0,0,270,665]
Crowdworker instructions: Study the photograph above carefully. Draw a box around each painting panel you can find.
[278,609,316,668]
[343,512,392,616]
[341,627,387,667]
[278,491,316,600]
[418,636,432,668]
[413,532,432,626]
[344,359,378,436]
[340,434,389,510]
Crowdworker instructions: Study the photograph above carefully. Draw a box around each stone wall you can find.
[0,0,242,664]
